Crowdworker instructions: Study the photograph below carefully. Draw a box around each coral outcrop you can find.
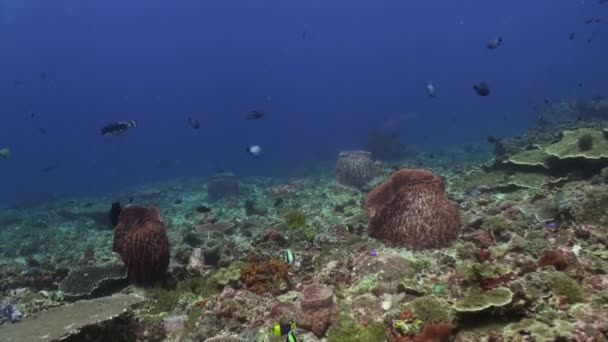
[364,169,461,250]
[297,284,336,336]
[336,150,376,188]
[208,172,240,201]
[112,206,170,284]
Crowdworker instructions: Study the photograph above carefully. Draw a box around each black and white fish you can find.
[100,120,137,136]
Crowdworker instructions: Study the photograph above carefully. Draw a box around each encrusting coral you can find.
[112,205,170,285]
[364,168,461,250]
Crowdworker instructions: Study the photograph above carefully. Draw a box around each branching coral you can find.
[240,258,289,295]
[365,169,460,250]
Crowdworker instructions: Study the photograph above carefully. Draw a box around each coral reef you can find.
[297,284,336,336]
[365,169,461,249]
[336,150,376,189]
[112,206,170,284]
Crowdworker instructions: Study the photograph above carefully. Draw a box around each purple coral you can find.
[208,172,240,201]
[336,150,376,188]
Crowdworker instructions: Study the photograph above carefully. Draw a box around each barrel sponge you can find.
[364,169,460,250]
[112,205,170,284]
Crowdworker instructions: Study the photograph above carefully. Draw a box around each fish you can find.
[39,128,47,135]
[187,117,200,130]
[40,164,57,173]
[544,98,551,105]
[0,147,10,159]
[569,32,576,40]
[487,136,499,144]
[109,201,122,227]
[486,36,503,50]
[284,249,295,264]
[301,31,307,40]
[246,145,262,157]
[425,83,436,97]
[100,120,136,136]
[195,205,211,213]
[273,320,297,336]
[473,82,490,96]
[286,331,298,342]
[245,110,264,120]
[585,18,594,24]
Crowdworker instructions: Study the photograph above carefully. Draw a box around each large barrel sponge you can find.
[364,169,460,250]
[112,206,170,284]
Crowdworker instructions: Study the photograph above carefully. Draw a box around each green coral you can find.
[453,287,513,313]
[506,148,550,168]
[503,318,574,341]
[284,210,307,228]
[482,215,511,235]
[327,314,388,342]
[213,262,244,286]
[549,273,584,303]
[408,296,452,323]
[578,133,594,151]
[455,261,511,286]
[350,274,379,295]
[545,128,608,159]
[591,289,608,309]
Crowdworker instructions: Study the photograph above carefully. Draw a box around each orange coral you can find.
[241,258,289,295]
[365,169,461,250]
[112,206,170,285]
[413,323,452,342]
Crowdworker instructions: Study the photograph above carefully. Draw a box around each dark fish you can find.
[487,135,499,144]
[486,36,503,50]
[40,164,57,173]
[578,83,583,87]
[187,117,200,129]
[109,201,122,227]
[544,98,551,105]
[274,198,284,207]
[245,111,264,120]
[84,202,93,208]
[100,120,136,136]
[595,18,602,23]
[585,19,594,24]
[128,196,134,204]
[428,153,435,159]
[39,128,47,135]
[473,82,490,96]
[301,31,307,40]
[195,205,211,213]
[569,32,576,40]
[30,112,35,119]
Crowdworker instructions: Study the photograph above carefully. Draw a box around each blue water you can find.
[1,0,606,204]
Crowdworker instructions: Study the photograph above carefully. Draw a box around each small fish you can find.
[40,164,57,173]
[486,36,503,50]
[109,201,122,227]
[555,190,565,205]
[0,147,10,159]
[246,145,262,157]
[585,18,594,24]
[100,120,136,136]
[425,83,436,97]
[473,82,490,96]
[273,320,296,336]
[578,83,583,88]
[245,110,264,120]
[30,112,35,119]
[301,31,307,40]
[284,249,295,264]
[369,250,378,257]
[187,117,200,130]
[569,32,576,40]
[39,128,47,135]
[274,198,284,207]
[487,136,499,144]
[286,331,298,342]
[196,205,211,213]
[544,98,551,105]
